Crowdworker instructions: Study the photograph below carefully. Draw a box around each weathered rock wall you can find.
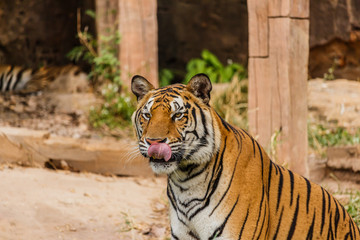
[0,0,95,68]
[309,0,360,79]
[310,0,360,47]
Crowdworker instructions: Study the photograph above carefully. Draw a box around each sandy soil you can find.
[0,165,169,240]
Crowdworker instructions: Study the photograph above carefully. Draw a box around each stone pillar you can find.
[248,0,309,177]
[118,0,158,88]
[95,0,158,89]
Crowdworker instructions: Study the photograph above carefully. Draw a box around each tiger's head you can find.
[131,74,220,175]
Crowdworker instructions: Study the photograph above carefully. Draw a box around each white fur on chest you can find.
[168,164,232,239]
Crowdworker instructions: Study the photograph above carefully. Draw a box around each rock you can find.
[44,93,101,114]
[45,66,90,94]
[308,79,360,128]
[327,146,360,172]
[309,0,360,79]
[0,127,50,166]
[309,39,360,80]
[0,126,154,177]
[310,0,360,47]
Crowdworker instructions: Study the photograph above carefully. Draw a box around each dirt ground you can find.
[0,165,169,240]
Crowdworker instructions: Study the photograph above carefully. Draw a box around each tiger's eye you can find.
[173,112,183,120]
[143,113,151,119]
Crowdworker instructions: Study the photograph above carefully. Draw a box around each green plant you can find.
[323,61,336,81]
[308,123,360,148]
[184,49,247,84]
[159,68,174,87]
[67,9,135,130]
[269,128,283,165]
[344,192,360,227]
[119,212,135,232]
[308,122,360,156]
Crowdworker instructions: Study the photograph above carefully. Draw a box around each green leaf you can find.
[159,68,174,87]
[85,9,96,19]
[202,49,222,69]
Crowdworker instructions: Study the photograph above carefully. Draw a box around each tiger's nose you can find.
[145,138,167,145]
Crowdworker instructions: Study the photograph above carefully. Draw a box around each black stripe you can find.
[327,212,334,240]
[252,187,265,239]
[12,68,25,90]
[321,188,326,235]
[5,73,14,91]
[304,178,312,214]
[255,201,267,240]
[274,164,279,175]
[255,141,264,179]
[267,161,273,195]
[276,166,283,211]
[349,217,357,238]
[169,94,178,98]
[166,184,177,211]
[188,164,222,219]
[341,201,346,222]
[135,109,142,137]
[287,195,300,240]
[238,207,250,240]
[334,202,340,239]
[167,183,187,225]
[4,65,15,91]
[187,139,225,219]
[180,143,223,207]
[264,214,270,239]
[179,163,198,175]
[189,230,200,240]
[326,190,332,213]
[242,130,256,156]
[179,161,210,183]
[210,132,242,216]
[215,112,231,131]
[171,228,180,240]
[288,170,294,206]
[272,206,284,240]
[194,102,208,135]
[0,73,4,90]
[306,211,316,240]
[208,195,239,240]
[169,177,189,192]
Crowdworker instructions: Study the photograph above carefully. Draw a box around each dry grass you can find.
[211,76,248,129]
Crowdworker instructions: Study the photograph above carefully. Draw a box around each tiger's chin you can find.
[149,158,179,175]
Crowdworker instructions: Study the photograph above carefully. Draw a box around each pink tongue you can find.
[148,143,172,161]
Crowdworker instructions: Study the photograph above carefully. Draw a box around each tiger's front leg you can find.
[169,206,200,240]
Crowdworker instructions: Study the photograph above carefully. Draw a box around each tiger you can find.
[131,73,360,240]
[0,64,86,94]
[0,65,34,92]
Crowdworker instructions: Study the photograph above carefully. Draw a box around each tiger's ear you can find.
[186,73,212,105]
[131,75,155,101]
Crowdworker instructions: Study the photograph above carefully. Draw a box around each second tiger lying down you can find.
[131,74,360,240]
